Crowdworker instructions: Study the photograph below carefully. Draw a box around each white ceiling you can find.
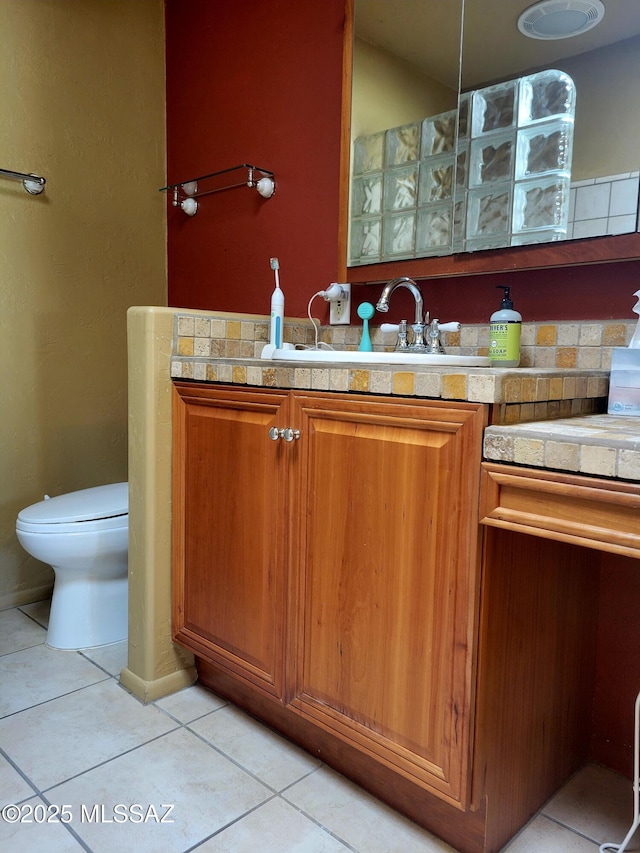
[355,0,640,90]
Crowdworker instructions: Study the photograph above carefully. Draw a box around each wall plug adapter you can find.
[326,283,351,325]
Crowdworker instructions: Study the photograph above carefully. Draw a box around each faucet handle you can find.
[426,319,459,353]
[380,320,410,350]
[427,318,443,353]
[396,319,410,349]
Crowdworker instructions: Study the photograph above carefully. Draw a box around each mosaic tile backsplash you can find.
[172,314,631,425]
[174,313,637,371]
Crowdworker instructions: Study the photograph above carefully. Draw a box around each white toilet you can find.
[16,482,128,650]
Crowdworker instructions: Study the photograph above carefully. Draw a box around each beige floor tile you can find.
[0,604,631,853]
[284,766,456,852]
[196,796,351,852]
[503,814,600,851]
[0,609,46,656]
[80,640,128,677]
[0,644,107,718]
[543,763,639,849]
[154,684,227,723]
[190,705,321,791]
[0,679,177,790]
[47,727,271,853]
[19,599,51,629]
[0,795,86,852]
[0,753,36,806]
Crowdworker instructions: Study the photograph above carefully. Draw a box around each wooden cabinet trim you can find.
[480,463,640,558]
[172,380,289,410]
[286,695,467,807]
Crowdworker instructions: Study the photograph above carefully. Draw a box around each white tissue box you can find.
[608,347,640,415]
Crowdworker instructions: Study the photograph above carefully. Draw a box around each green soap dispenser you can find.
[489,286,521,367]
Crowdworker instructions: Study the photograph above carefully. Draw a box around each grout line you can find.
[0,744,40,802]
[278,790,362,853]
[180,793,280,852]
[15,609,49,631]
[40,723,182,796]
[0,675,112,722]
[540,812,606,847]
[182,718,282,795]
[38,790,94,852]
[150,699,230,728]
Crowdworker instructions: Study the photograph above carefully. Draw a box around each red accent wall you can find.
[165,0,346,318]
[352,261,640,325]
[412,262,640,323]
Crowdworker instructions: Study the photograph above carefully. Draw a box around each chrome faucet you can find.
[376,277,427,351]
[376,277,424,325]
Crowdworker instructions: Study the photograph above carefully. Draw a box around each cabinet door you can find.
[172,383,290,701]
[288,393,486,808]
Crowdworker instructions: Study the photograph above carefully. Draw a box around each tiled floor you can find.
[0,601,638,853]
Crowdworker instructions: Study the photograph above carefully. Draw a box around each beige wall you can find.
[352,37,457,140]
[559,36,640,181]
[0,0,167,608]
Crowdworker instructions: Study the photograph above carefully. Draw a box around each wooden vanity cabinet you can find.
[172,384,290,701]
[172,382,487,816]
[474,463,640,850]
[173,391,640,852]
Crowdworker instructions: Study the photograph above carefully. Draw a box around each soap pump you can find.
[489,285,521,367]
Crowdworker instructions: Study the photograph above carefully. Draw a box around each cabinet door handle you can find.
[268,426,301,442]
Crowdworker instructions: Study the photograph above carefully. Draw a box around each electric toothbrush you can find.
[269,257,284,349]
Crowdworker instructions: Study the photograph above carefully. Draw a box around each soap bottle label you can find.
[490,321,521,363]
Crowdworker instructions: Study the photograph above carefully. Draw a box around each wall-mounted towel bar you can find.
[0,168,46,195]
[160,164,275,216]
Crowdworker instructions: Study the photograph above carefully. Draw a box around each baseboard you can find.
[0,584,53,612]
[119,663,197,703]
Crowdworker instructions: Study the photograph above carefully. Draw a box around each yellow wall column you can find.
[121,307,196,702]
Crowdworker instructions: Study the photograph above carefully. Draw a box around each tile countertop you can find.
[170,355,609,423]
[171,354,640,480]
[484,415,640,482]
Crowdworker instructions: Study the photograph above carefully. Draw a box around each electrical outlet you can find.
[329,283,351,325]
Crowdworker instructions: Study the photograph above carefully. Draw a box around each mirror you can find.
[349,0,463,266]
[344,0,640,281]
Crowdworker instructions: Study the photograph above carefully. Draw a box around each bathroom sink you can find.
[270,348,490,367]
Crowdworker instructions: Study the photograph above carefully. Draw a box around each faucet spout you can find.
[375,277,424,325]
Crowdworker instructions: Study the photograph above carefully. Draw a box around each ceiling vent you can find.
[517,0,605,40]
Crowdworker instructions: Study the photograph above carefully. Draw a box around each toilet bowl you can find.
[16,483,128,650]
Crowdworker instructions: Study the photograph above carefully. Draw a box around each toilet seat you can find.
[16,482,128,535]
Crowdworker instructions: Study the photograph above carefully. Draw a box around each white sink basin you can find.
[270,348,490,367]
